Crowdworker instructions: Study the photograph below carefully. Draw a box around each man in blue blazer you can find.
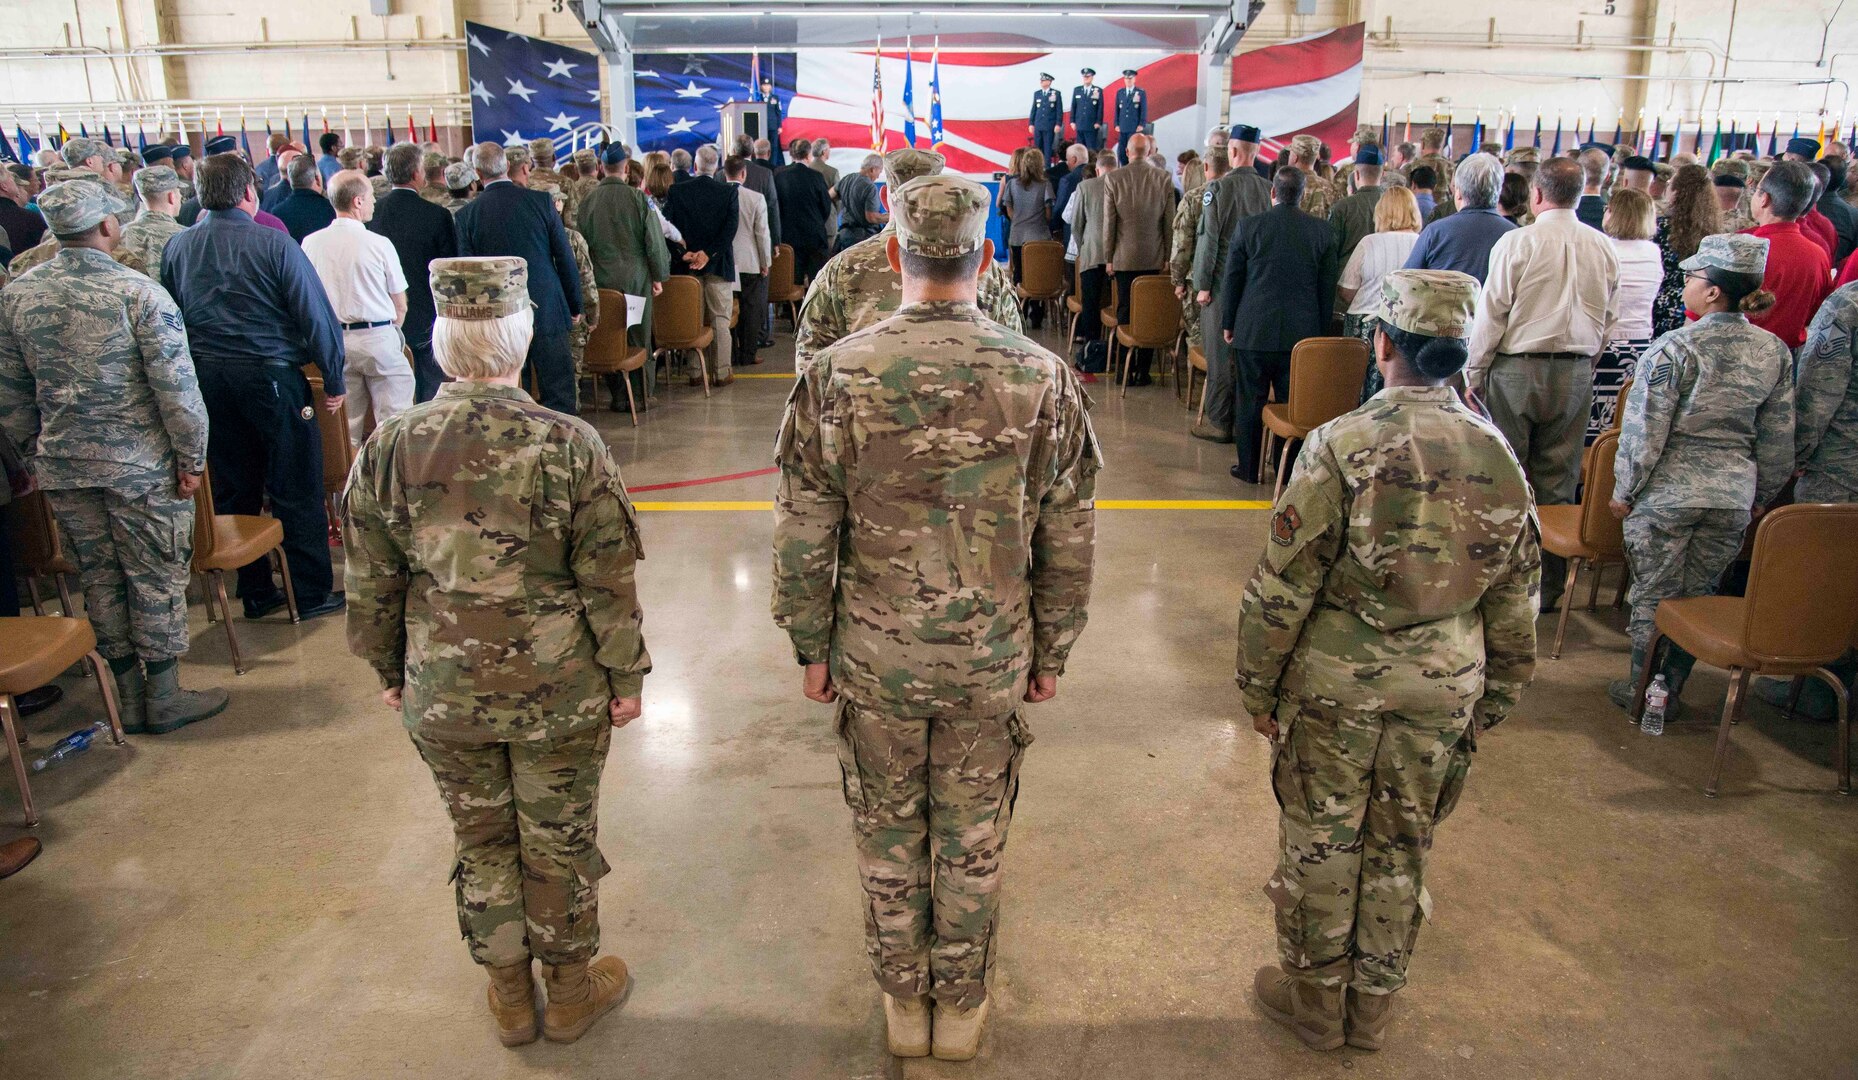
[453,142,584,414]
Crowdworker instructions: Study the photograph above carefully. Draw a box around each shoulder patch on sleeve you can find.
[1646,357,1673,389]
[160,309,186,333]
[1201,186,1215,207]
[1270,504,1302,546]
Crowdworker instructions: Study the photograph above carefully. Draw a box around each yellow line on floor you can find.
[633,499,1270,512]
[732,372,798,379]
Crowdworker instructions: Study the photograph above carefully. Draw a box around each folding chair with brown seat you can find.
[6,490,78,616]
[1065,262,1087,342]
[1185,344,1209,421]
[1539,430,1626,659]
[1015,240,1067,330]
[1115,275,1182,397]
[1259,337,1371,498]
[586,288,650,426]
[766,244,806,332]
[653,275,715,398]
[305,374,355,527]
[191,470,300,676]
[1627,503,1858,797]
[0,616,125,826]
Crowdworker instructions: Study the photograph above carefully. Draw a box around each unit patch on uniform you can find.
[1271,504,1301,546]
[161,310,185,333]
[1202,186,1215,207]
[1646,358,1673,389]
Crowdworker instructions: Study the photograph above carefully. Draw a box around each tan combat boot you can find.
[485,961,538,1047]
[1346,987,1395,1051]
[883,993,931,1057]
[540,955,629,1043]
[931,996,991,1061]
[1252,961,1348,1051]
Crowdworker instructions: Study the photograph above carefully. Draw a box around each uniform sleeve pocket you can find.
[833,700,867,817]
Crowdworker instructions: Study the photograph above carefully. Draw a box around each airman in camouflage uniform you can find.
[542,185,600,405]
[773,175,1099,1061]
[793,147,1024,375]
[1794,281,1858,502]
[1503,147,1540,226]
[1330,124,1380,199]
[1410,128,1457,211]
[527,138,578,223]
[1608,235,1795,713]
[441,161,477,214]
[9,167,104,278]
[0,179,227,735]
[1192,126,1274,442]
[343,256,648,1048]
[505,143,533,180]
[1169,158,1210,351]
[1237,269,1539,1053]
[418,151,451,204]
[114,166,187,283]
[1287,135,1338,220]
[569,149,601,211]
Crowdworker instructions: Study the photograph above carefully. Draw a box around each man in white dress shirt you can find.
[1466,155,1620,608]
[302,169,411,450]
[726,153,773,368]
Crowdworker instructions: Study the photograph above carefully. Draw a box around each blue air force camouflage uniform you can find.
[772,176,1099,1010]
[0,184,209,665]
[1612,238,1796,695]
[1796,283,1858,503]
[1235,272,1539,1017]
[342,257,650,969]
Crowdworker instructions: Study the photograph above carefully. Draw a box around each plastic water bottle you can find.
[1640,676,1669,737]
[30,721,109,773]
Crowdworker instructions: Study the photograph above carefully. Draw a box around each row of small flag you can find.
[2,108,457,165]
[1377,106,1854,163]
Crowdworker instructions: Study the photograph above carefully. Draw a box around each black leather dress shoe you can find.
[243,594,289,620]
[296,593,347,621]
[14,685,63,717]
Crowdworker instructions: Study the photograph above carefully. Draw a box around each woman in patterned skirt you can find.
[1595,189,1664,441]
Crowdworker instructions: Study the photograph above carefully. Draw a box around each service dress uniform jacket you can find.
[1113,84,1148,163]
[1071,83,1106,152]
[1030,87,1065,163]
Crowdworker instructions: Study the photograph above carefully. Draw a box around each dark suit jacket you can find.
[453,179,583,334]
[743,159,783,248]
[672,169,693,186]
[1819,190,1858,265]
[664,175,740,282]
[1053,168,1085,247]
[274,189,337,243]
[1222,203,1337,353]
[1575,194,1606,231]
[774,163,833,254]
[368,187,459,346]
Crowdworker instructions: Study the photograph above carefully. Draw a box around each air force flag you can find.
[465,21,603,153]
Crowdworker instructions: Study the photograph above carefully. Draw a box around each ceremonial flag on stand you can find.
[1706,117,1722,164]
[385,108,396,147]
[1790,120,1801,148]
[1585,114,1596,144]
[102,124,113,147]
[1551,115,1562,155]
[120,121,130,149]
[240,112,252,159]
[408,110,418,144]
[342,110,353,149]
[79,120,89,139]
[902,39,917,148]
[215,114,224,137]
[0,136,15,166]
[1613,113,1623,146]
[1649,117,1661,161]
[928,38,945,151]
[428,111,438,143]
[1504,114,1515,152]
[1768,116,1779,157]
[1814,119,1828,157]
[1532,113,1541,148]
[302,113,311,150]
[1470,110,1482,151]
[12,127,33,162]
[869,39,885,152]
[1402,105,1411,143]
[137,118,147,155]
[264,113,273,137]
[750,50,762,99]
[321,109,330,134]
[1380,108,1389,151]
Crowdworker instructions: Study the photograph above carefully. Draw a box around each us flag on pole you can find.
[869,42,885,152]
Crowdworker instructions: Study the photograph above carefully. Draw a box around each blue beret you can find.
[1230,124,1261,143]
[1788,137,1822,158]
[204,135,237,156]
[1354,143,1383,166]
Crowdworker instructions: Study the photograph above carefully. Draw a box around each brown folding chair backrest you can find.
[1127,274,1181,347]
[767,244,802,301]
[1286,337,1371,430]
[305,375,354,496]
[1608,375,1633,433]
[191,469,219,564]
[1019,240,1066,298]
[654,275,705,349]
[1741,503,1858,667]
[7,490,65,573]
[1578,430,1625,558]
[585,288,633,375]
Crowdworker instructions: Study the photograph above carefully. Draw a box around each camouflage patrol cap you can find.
[1371,269,1480,339]
[133,164,184,198]
[1504,146,1539,166]
[883,146,946,188]
[62,136,110,167]
[1711,157,1750,179]
[571,148,598,170]
[505,144,533,169]
[444,161,478,189]
[431,257,531,320]
[1351,124,1378,144]
[527,137,554,157]
[1289,134,1323,159]
[892,174,990,258]
[38,178,135,236]
[421,151,447,172]
[1419,126,1447,144]
[1679,233,1768,277]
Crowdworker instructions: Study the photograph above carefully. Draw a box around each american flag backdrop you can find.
[464,21,605,154]
[633,53,793,154]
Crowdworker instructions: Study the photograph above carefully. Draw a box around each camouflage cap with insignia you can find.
[1289,134,1323,159]
[1371,269,1480,339]
[431,257,531,320]
[1351,124,1378,144]
[892,174,990,258]
[883,146,946,189]
[1680,232,1768,277]
[38,177,135,236]
[1504,146,1539,166]
[444,161,478,189]
[571,148,598,170]
[527,137,554,157]
[133,164,184,199]
[421,151,447,172]
[61,136,110,167]
[1710,157,1750,179]
[505,144,533,169]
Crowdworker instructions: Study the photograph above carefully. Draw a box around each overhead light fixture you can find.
[616,8,1207,17]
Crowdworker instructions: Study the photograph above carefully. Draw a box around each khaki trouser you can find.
[700,274,733,378]
[341,325,414,450]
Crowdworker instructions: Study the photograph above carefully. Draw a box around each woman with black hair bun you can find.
[1235,269,1541,1053]
[1607,233,1797,718]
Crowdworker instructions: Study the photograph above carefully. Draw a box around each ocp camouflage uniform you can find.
[566,227,599,401]
[0,246,208,664]
[114,210,186,283]
[1614,309,1795,690]
[1169,185,1205,347]
[1236,271,1539,1008]
[1795,282,1858,503]
[1410,152,1455,207]
[1297,168,1338,219]
[343,257,651,970]
[532,166,575,220]
[792,228,1024,375]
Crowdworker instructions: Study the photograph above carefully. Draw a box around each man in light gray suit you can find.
[1067,151,1117,357]
[726,153,772,367]
[1100,132,1176,384]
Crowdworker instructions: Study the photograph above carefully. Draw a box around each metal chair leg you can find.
[1614,563,1630,609]
[1705,668,1750,798]
[699,348,711,398]
[26,576,45,617]
[1813,666,1852,795]
[1551,557,1582,659]
[213,570,245,676]
[623,371,639,427]
[0,696,36,827]
[275,549,301,623]
[1630,629,1668,721]
[1272,437,1294,501]
[1785,676,1806,719]
[55,574,76,617]
[200,574,217,623]
[84,649,125,745]
[1586,558,1604,610]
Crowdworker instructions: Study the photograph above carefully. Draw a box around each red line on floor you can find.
[627,467,780,493]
